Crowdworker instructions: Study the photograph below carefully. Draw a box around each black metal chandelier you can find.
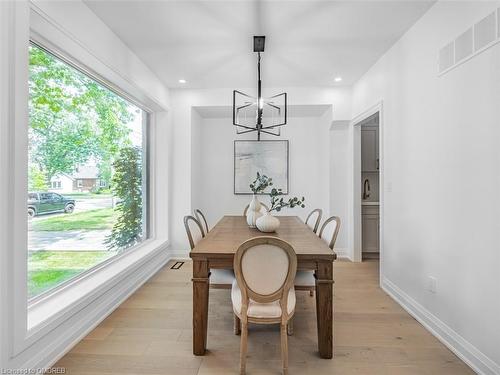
[233,36,287,141]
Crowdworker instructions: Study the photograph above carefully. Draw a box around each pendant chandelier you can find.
[233,36,287,141]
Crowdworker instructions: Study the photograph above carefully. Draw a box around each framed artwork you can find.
[234,140,289,195]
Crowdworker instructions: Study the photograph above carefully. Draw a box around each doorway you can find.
[359,113,380,260]
[350,102,383,269]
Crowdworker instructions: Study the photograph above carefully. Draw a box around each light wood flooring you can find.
[54,260,474,374]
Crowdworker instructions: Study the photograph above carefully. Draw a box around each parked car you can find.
[28,192,75,218]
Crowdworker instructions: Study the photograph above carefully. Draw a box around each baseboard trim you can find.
[168,250,190,261]
[362,251,379,260]
[382,277,499,375]
[24,249,172,371]
[334,248,351,260]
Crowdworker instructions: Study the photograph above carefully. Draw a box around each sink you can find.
[362,201,379,206]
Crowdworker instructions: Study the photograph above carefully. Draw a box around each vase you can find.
[246,195,263,228]
[256,211,280,233]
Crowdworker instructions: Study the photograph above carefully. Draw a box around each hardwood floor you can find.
[54,260,474,375]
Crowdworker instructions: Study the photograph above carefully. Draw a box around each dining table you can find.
[189,215,336,359]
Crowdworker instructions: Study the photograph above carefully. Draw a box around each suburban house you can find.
[1,1,499,375]
[48,173,73,193]
[50,165,106,193]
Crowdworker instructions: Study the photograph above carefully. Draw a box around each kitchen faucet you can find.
[363,179,371,200]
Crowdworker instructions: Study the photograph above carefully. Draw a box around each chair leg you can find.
[309,288,314,297]
[280,323,289,375]
[287,316,294,336]
[240,323,248,375]
[234,314,241,335]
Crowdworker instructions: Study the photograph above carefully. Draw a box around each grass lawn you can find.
[30,208,117,231]
[28,250,117,297]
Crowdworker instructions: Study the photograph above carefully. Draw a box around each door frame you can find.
[349,101,384,270]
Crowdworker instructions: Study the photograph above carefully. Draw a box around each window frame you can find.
[27,41,152,303]
[7,28,167,359]
[3,3,170,363]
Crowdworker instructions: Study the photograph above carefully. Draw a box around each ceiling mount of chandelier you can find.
[233,36,287,141]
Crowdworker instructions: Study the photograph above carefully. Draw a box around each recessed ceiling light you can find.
[178,79,186,84]
[334,76,342,82]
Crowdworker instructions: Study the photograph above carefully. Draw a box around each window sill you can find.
[27,238,169,334]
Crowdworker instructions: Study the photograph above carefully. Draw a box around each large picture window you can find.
[28,43,148,299]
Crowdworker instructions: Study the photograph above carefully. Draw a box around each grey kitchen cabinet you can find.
[361,126,379,172]
[362,205,379,253]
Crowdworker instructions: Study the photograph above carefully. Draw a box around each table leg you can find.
[192,259,209,355]
[315,261,334,359]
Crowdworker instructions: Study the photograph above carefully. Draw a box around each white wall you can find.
[169,87,352,253]
[191,113,330,227]
[329,121,350,253]
[190,108,203,214]
[352,2,500,373]
[30,0,170,110]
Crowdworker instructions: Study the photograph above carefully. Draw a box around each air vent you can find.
[438,7,500,76]
[455,28,473,63]
[170,261,184,269]
[474,12,496,51]
[439,42,454,73]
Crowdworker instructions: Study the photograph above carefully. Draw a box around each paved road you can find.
[30,196,113,222]
[74,196,114,212]
[28,230,110,251]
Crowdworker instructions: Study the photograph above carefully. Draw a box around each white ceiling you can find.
[85,0,434,89]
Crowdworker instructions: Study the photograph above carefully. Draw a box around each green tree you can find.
[29,44,134,181]
[105,147,143,250]
[97,159,113,188]
[28,165,48,191]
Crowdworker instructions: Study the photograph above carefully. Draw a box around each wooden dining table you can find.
[190,215,336,359]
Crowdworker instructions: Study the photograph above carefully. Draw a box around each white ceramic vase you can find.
[256,211,280,233]
[246,195,263,228]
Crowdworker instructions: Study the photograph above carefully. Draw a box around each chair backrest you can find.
[194,209,209,234]
[184,215,205,250]
[305,208,323,233]
[243,202,269,216]
[318,216,341,250]
[234,237,297,313]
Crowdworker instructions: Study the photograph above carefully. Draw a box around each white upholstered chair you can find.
[295,216,341,296]
[232,237,297,375]
[243,202,269,216]
[184,215,234,289]
[305,208,323,233]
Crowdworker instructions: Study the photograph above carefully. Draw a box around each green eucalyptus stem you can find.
[248,172,306,212]
[268,188,305,213]
[249,172,273,194]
